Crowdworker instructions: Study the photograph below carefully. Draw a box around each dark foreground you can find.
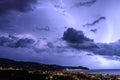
[0,70,120,80]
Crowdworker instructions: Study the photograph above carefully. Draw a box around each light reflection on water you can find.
[68,69,120,75]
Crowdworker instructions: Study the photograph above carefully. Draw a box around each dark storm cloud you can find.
[71,0,97,8]
[63,28,98,50]
[63,28,120,56]
[83,17,106,27]
[15,38,35,48]
[0,0,37,14]
[0,35,35,48]
[63,28,93,43]
[0,36,12,47]
[0,0,38,33]
[69,42,99,50]
[93,42,120,56]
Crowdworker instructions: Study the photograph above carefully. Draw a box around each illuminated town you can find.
[0,67,120,80]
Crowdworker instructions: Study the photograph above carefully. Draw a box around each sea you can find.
[68,69,120,75]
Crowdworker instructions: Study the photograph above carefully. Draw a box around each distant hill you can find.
[0,58,89,71]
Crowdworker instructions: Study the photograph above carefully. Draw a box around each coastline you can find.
[68,69,120,75]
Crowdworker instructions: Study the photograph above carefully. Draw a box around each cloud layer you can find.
[71,0,97,8]
[0,35,35,48]
[0,0,37,14]
[63,28,120,57]
[63,28,93,43]
[0,0,120,69]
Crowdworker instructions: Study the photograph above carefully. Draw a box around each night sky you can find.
[0,0,120,69]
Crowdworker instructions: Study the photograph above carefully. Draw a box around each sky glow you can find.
[1,0,120,69]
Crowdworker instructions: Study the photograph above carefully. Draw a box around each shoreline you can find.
[67,69,120,75]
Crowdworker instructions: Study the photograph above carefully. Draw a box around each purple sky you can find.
[0,0,120,69]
